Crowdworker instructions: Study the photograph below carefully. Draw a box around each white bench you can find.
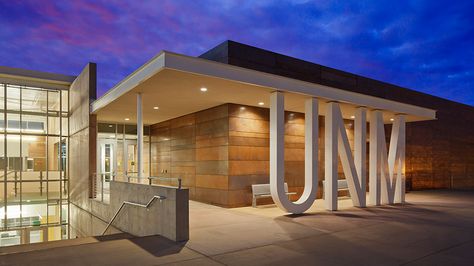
[322,179,349,198]
[251,183,296,207]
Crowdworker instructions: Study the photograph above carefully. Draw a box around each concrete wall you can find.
[68,63,189,242]
[71,182,189,242]
[109,182,189,241]
[69,63,97,236]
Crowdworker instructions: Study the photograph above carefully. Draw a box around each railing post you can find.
[14,171,18,197]
[39,171,43,196]
[101,173,104,202]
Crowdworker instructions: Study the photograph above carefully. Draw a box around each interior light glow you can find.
[153,106,159,110]
[124,118,130,121]
[0,128,44,133]
[350,115,355,119]
[200,87,208,92]
[6,135,37,141]
[258,102,264,106]
[390,118,395,121]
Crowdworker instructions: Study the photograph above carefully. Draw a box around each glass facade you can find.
[0,83,69,246]
[95,123,149,203]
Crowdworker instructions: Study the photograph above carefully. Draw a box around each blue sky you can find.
[0,0,473,105]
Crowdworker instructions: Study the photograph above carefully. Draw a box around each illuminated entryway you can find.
[91,51,436,211]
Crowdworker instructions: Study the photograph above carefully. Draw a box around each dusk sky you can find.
[0,0,472,105]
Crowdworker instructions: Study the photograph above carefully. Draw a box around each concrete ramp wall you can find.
[108,181,189,241]
[70,182,189,242]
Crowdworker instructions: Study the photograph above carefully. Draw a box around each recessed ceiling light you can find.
[350,115,355,119]
[258,102,264,106]
[124,118,130,121]
[200,87,208,92]
[390,118,395,121]
[108,125,113,128]
[153,106,159,110]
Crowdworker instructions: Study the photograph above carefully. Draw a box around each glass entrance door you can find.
[100,142,115,182]
[98,141,115,202]
[125,141,137,177]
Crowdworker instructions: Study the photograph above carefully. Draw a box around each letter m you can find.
[369,110,406,205]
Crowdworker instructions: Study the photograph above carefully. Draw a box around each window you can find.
[0,83,69,247]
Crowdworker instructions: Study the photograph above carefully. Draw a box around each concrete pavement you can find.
[1,190,473,265]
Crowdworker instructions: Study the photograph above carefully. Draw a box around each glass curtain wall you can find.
[0,83,69,247]
[95,123,149,203]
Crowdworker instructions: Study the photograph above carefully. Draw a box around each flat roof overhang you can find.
[0,66,76,90]
[91,51,436,125]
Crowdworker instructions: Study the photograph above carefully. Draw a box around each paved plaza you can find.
[1,190,474,265]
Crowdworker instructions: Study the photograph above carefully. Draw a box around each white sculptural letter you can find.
[269,92,319,214]
[325,102,367,211]
[369,111,406,205]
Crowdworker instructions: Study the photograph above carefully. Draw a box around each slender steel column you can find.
[137,93,143,178]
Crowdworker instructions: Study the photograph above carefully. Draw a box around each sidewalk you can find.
[1,190,473,265]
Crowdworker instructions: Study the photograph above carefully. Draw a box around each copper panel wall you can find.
[150,104,229,206]
[150,102,473,208]
[201,40,474,191]
[151,103,316,207]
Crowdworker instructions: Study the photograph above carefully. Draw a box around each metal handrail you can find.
[147,176,182,189]
[101,195,166,235]
[0,170,16,178]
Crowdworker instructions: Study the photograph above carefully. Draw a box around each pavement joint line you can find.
[173,245,227,266]
[3,190,474,265]
[0,236,131,257]
[399,238,474,265]
[186,220,385,258]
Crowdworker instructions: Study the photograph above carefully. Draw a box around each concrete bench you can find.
[322,179,349,198]
[251,183,296,207]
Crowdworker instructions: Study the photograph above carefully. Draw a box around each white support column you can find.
[325,102,338,211]
[354,107,367,207]
[369,110,383,205]
[137,93,143,178]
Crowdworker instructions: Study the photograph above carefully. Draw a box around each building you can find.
[1,40,473,246]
